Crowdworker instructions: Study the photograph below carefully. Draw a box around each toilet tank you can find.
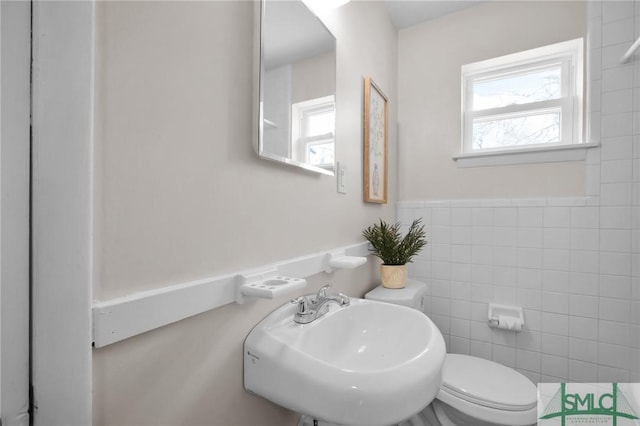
[364,279,427,311]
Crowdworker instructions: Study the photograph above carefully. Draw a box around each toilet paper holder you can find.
[488,303,524,332]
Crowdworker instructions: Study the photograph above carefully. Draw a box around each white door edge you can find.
[31,2,94,424]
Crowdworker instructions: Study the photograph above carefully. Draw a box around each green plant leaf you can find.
[362,218,427,265]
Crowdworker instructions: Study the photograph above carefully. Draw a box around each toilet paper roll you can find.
[497,314,522,331]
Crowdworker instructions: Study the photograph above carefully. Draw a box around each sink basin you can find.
[244,297,446,426]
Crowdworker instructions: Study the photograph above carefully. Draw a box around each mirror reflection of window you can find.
[307,142,334,168]
[292,96,335,169]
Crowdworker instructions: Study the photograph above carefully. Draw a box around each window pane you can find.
[473,66,561,111]
[305,109,335,137]
[308,141,334,166]
[472,111,560,150]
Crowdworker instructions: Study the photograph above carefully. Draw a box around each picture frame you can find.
[363,76,388,204]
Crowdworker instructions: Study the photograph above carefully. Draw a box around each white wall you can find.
[398,0,640,383]
[93,1,397,300]
[264,64,292,157]
[398,1,587,200]
[92,1,397,425]
[291,51,335,103]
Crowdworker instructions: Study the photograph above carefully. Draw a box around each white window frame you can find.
[456,38,594,167]
[291,95,335,170]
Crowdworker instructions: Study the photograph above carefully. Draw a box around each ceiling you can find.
[261,0,483,70]
[384,0,482,29]
[264,0,335,69]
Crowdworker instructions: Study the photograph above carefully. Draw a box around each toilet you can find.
[365,279,538,426]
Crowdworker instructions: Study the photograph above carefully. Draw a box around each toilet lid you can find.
[440,354,537,411]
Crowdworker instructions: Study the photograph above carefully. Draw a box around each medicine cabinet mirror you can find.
[256,0,337,175]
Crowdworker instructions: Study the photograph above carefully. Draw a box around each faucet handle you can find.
[316,284,332,300]
[291,296,309,313]
[337,292,350,306]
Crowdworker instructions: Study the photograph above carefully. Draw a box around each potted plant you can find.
[362,218,427,289]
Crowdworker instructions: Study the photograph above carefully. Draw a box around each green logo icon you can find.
[539,383,639,425]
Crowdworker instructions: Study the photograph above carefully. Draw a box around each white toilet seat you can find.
[434,354,537,426]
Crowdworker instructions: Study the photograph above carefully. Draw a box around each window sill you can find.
[452,143,599,168]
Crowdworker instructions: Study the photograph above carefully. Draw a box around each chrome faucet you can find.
[291,284,350,324]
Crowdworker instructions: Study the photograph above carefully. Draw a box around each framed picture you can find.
[363,76,388,204]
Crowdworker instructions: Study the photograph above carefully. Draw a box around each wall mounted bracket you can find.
[235,267,306,304]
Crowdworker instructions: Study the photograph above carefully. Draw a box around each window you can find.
[292,95,335,169]
[460,39,584,159]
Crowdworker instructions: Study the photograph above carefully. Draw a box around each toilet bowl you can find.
[427,354,537,425]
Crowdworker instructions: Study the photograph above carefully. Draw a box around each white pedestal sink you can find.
[244,297,446,426]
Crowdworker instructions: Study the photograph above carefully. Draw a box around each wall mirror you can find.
[257,0,337,176]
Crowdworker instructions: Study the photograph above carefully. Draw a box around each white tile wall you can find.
[397,0,640,383]
[399,195,639,383]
